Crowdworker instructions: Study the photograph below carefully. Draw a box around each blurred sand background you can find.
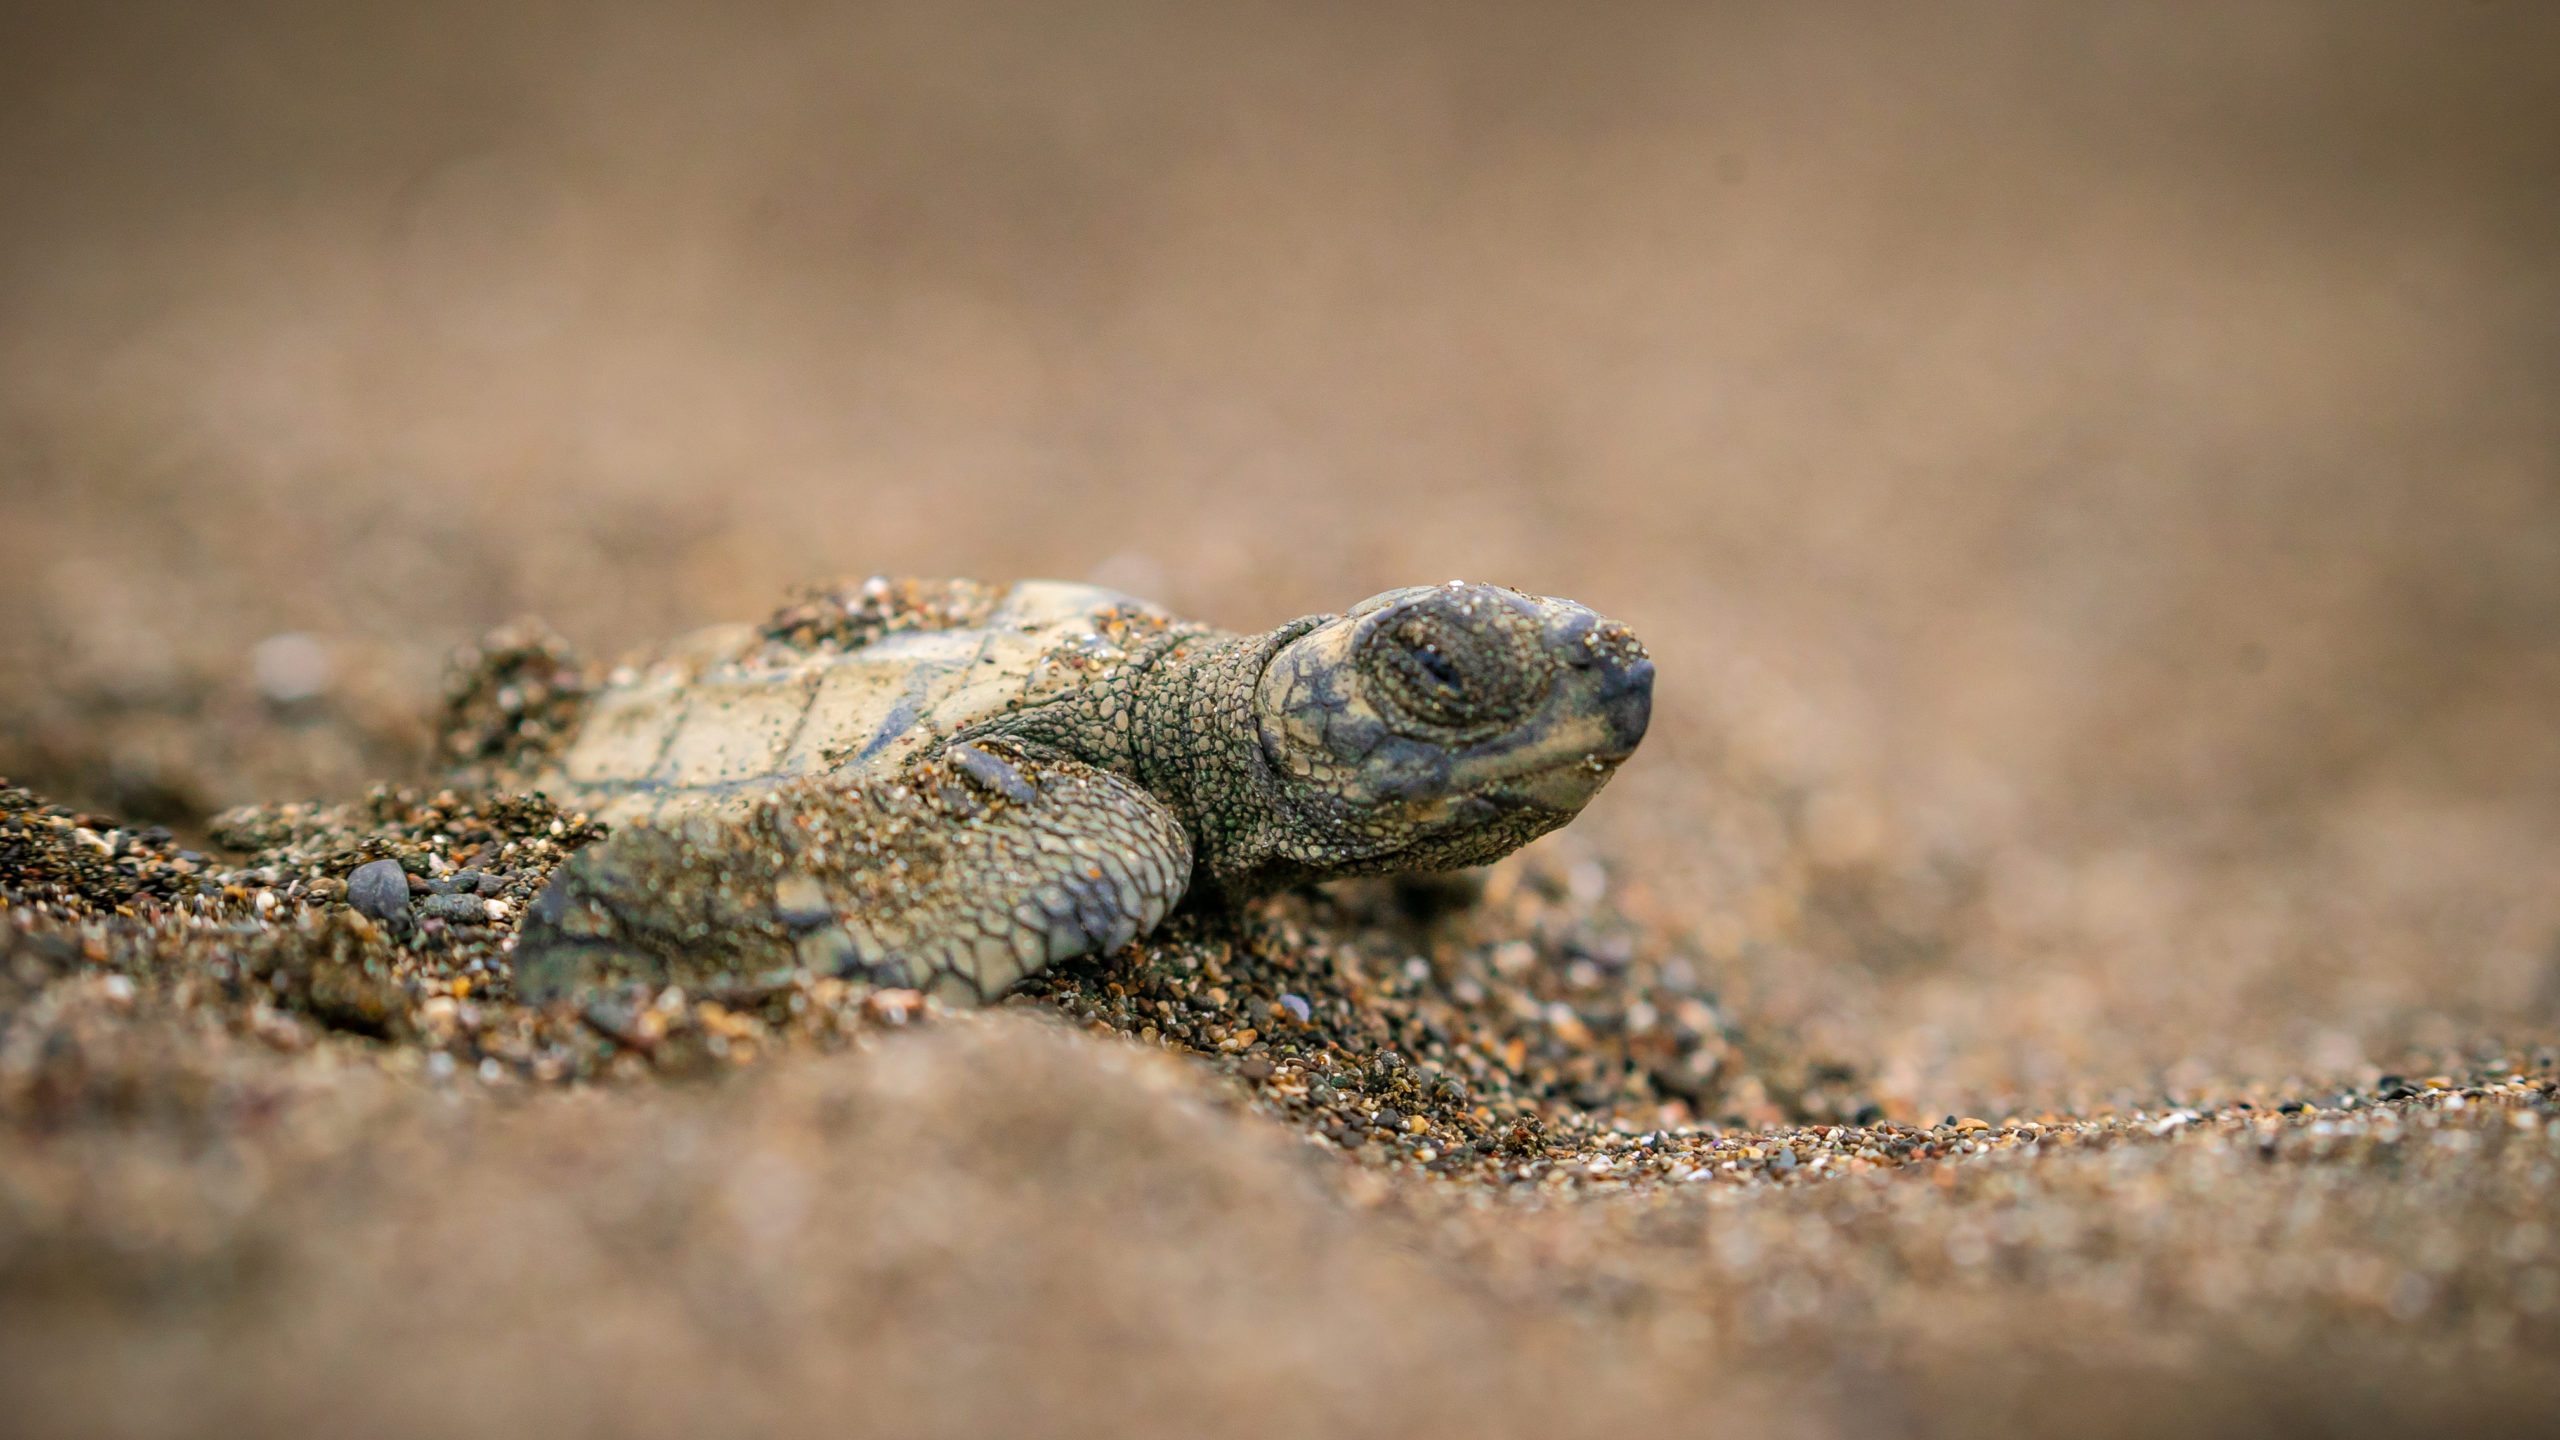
[9,0,2558,1110]
[4,2,2559,1433]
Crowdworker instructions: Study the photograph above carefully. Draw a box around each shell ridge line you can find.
[626,641,756,794]
[633,684,688,795]
[852,658,949,768]
[768,660,830,776]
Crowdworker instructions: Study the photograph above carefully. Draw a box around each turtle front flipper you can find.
[511,741,1191,1008]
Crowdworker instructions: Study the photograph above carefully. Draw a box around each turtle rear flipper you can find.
[512,742,1191,1007]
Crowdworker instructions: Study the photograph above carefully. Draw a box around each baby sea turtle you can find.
[506,577,1652,1006]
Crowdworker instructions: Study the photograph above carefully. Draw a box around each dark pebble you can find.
[421,893,488,924]
[1239,1057,1274,1081]
[346,859,412,921]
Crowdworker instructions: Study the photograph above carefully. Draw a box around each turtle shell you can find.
[537,578,1173,826]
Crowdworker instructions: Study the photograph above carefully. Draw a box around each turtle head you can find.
[1249,581,1652,877]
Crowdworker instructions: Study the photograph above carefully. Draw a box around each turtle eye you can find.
[1360,598,1551,739]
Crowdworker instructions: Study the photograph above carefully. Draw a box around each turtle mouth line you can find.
[1472,750,1629,812]
[1489,745,1632,784]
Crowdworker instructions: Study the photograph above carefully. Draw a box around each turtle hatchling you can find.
[499,577,1652,1005]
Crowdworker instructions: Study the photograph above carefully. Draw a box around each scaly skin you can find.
[965,622,1308,899]
[514,740,1190,1006]
[513,581,1652,1006]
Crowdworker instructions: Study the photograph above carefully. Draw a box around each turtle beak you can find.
[1449,600,1652,815]
[1548,608,1652,762]
[1593,640,1652,760]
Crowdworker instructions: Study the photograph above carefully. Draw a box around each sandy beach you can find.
[5,4,2559,1434]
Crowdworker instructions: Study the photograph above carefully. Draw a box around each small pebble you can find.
[346,859,411,921]
[250,632,331,703]
[421,893,488,924]
[1278,993,1312,1025]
